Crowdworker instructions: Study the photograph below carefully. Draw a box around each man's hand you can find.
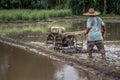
[84,28,91,35]
[101,26,106,40]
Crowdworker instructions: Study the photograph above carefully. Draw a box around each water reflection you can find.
[0,47,9,80]
[0,20,120,42]
[0,42,56,80]
[0,42,106,80]
[106,22,120,40]
[54,65,87,80]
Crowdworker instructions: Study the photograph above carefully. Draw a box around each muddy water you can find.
[0,42,104,80]
[0,20,120,42]
[0,19,120,80]
[0,20,120,54]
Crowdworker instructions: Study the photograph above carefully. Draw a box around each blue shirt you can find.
[87,17,105,41]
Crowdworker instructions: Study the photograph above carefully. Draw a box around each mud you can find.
[0,37,120,80]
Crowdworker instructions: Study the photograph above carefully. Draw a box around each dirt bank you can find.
[0,17,120,25]
[0,37,120,80]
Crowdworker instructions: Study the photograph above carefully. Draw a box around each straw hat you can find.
[83,8,100,16]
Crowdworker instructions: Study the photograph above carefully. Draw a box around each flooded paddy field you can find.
[0,41,114,80]
[0,18,120,80]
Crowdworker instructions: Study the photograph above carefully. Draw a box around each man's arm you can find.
[101,26,106,39]
[84,28,91,35]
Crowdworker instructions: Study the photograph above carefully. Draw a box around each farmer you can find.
[83,8,106,59]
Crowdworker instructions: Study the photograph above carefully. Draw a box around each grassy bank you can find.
[0,9,72,21]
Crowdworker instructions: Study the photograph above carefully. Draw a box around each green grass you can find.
[0,9,72,21]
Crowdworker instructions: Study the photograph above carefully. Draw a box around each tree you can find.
[103,0,106,15]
